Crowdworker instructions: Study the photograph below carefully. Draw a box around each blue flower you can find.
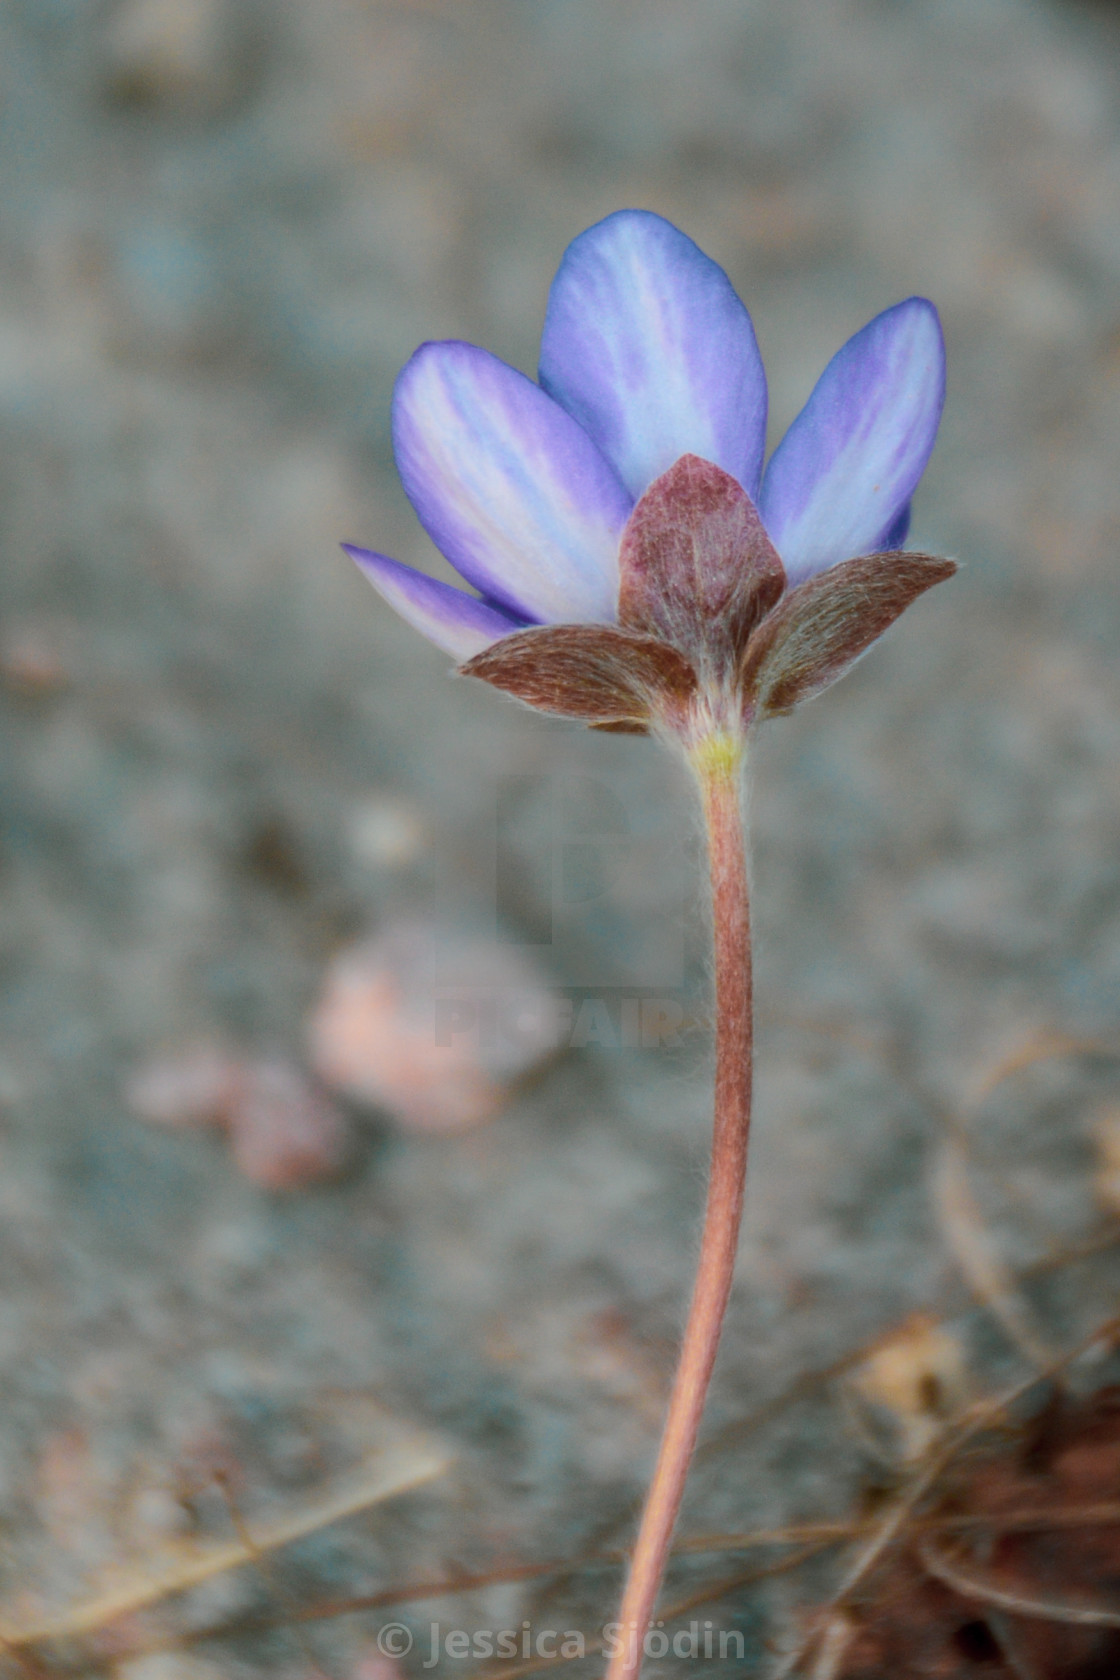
[346,210,952,738]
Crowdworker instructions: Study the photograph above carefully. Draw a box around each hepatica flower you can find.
[347,209,953,758]
[345,211,955,1680]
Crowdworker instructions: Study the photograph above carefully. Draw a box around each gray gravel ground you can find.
[2,0,1120,1674]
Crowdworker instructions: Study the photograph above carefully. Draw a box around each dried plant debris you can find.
[933,1130,1055,1372]
[818,1385,1120,1679]
[0,1396,448,1662]
[848,1314,970,1464]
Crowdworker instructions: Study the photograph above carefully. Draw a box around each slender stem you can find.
[605,749,754,1680]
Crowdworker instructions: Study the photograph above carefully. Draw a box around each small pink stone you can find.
[0,628,69,697]
[309,921,560,1134]
[350,1658,404,1680]
[37,1427,96,1549]
[125,1045,240,1129]
[225,1058,350,1190]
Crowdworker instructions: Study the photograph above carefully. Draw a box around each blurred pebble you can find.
[125,1045,239,1129]
[114,1656,228,1680]
[0,1063,24,1106]
[127,1479,193,1541]
[242,814,310,897]
[225,1059,350,1191]
[345,794,428,870]
[127,1048,350,1189]
[38,1428,99,1551]
[101,0,250,117]
[0,628,69,698]
[308,921,560,1133]
[570,1306,669,1426]
[349,1657,405,1680]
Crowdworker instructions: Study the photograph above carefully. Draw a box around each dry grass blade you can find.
[968,1032,1116,1108]
[287,1554,627,1625]
[212,1469,326,1675]
[0,1421,450,1647]
[677,1503,1120,1556]
[118,1527,847,1673]
[308,1523,856,1617]
[806,1613,856,1680]
[929,1031,1120,1369]
[228,1503,1120,1637]
[918,1533,1120,1628]
[35,1156,1114,1675]
[933,1130,1053,1369]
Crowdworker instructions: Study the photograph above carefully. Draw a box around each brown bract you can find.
[741,548,959,717]
[617,453,785,672]
[458,620,697,731]
[459,455,957,740]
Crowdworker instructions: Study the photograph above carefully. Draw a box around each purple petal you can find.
[759,298,945,585]
[345,544,528,661]
[538,210,768,501]
[879,500,911,551]
[392,342,632,625]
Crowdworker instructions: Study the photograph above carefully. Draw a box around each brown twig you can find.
[473,1543,830,1680]
[214,1469,328,1676]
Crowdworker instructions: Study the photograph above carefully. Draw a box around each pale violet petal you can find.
[392,342,631,624]
[345,545,528,661]
[539,209,767,500]
[759,298,945,585]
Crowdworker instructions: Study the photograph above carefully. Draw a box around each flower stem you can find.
[605,748,754,1680]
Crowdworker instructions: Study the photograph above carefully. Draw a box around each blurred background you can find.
[2,0,1120,1674]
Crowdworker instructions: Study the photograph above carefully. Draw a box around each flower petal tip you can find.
[344,543,526,662]
[760,295,946,584]
[540,210,768,501]
[391,340,630,625]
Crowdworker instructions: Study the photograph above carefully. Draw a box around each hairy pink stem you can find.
[605,750,754,1680]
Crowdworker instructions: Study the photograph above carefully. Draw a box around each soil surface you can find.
[1,1,1120,1674]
